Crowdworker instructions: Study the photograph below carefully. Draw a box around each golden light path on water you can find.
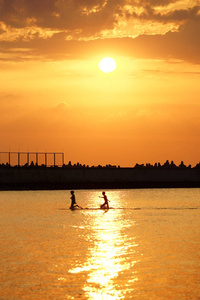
[69,192,139,299]
[0,189,199,299]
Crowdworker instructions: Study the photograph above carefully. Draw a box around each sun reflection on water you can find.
[69,194,139,299]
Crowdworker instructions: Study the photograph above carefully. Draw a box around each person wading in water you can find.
[70,191,81,210]
[99,191,109,209]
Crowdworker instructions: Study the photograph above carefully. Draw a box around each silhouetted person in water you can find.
[70,190,81,209]
[99,191,109,209]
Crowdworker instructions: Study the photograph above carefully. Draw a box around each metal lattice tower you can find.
[0,152,64,167]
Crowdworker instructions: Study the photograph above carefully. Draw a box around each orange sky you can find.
[0,0,200,167]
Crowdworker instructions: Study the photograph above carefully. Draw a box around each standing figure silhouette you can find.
[99,191,109,209]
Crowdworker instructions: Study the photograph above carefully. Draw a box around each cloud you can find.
[1,0,199,32]
[0,0,119,33]
[134,20,200,63]
[0,0,199,63]
[1,19,200,64]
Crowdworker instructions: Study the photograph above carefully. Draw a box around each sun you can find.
[99,57,117,73]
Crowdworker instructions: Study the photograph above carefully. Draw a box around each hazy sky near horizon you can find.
[0,0,200,166]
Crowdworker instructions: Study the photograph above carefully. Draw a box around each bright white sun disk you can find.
[99,57,116,73]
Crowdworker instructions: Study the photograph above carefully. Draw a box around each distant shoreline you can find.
[0,163,200,190]
[0,182,199,191]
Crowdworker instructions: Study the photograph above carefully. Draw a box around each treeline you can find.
[0,160,200,169]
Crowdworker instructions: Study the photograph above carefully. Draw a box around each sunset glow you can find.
[0,0,199,167]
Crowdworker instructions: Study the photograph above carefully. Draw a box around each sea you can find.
[0,188,199,300]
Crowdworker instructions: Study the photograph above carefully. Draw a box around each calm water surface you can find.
[0,189,199,299]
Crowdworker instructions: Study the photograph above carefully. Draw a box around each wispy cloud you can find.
[0,0,199,63]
